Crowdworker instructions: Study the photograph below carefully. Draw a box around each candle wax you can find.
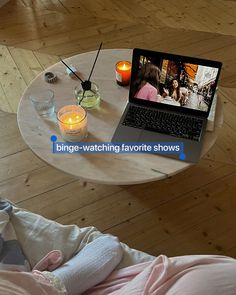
[61,112,82,130]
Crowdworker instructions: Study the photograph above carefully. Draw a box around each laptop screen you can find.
[130,49,222,117]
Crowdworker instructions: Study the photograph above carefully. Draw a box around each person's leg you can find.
[52,235,123,295]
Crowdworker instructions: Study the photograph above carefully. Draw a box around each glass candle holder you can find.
[57,105,87,142]
[115,61,132,86]
[75,82,100,109]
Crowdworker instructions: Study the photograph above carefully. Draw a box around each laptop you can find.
[112,48,222,162]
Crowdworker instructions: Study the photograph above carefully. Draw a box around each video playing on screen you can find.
[131,55,219,112]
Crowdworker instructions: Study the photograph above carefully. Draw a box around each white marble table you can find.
[17,49,223,185]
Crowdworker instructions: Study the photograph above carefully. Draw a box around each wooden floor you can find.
[0,0,236,258]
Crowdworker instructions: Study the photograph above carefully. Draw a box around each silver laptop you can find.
[112,48,222,162]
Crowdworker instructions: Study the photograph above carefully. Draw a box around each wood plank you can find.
[219,87,236,107]
[168,0,236,36]
[220,93,236,131]
[0,45,27,112]
[9,0,236,37]
[59,0,134,22]
[0,13,100,46]
[138,0,209,32]
[133,0,235,37]
[106,171,236,256]
[208,0,236,19]
[198,42,236,67]
[20,0,69,14]
[147,211,236,257]
[0,149,45,182]
[1,165,76,204]
[220,73,236,88]
[215,122,236,163]
[56,160,236,229]
[8,47,43,85]
[0,133,28,158]
[13,20,137,53]
[0,4,54,27]
[17,181,124,219]
[0,83,12,113]
[203,141,232,165]
[169,34,236,60]
[0,110,23,138]
[204,124,236,165]
[30,24,204,57]
[34,51,60,69]
[0,111,28,157]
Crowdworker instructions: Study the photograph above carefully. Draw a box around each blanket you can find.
[85,255,236,295]
[1,254,236,295]
[1,198,236,295]
[0,270,62,295]
[0,200,30,271]
[1,198,154,269]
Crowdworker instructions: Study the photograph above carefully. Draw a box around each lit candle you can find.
[57,105,87,142]
[115,61,132,86]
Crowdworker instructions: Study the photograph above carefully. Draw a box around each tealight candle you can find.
[115,61,132,86]
[57,105,87,142]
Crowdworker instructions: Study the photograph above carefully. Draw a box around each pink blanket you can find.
[0,270,60,295]
[86,255,236,295]
[1,255,236,294]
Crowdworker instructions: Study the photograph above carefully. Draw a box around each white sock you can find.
[53,235,123,295]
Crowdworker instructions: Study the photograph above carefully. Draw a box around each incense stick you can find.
[88,42,103,81]
[60,58,84,82]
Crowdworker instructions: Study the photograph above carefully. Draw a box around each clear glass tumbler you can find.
[30,90,55,117]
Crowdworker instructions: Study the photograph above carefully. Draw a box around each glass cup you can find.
[75,82,100,109]
[30,90,55,117]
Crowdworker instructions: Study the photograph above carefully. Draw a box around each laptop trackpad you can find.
[139,130,174,142]
[112,125,141,142]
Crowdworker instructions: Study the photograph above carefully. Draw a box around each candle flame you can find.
[121,63,127,70]
[61,112,82,128]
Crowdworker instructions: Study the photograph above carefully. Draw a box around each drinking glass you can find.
[30,90,55,117]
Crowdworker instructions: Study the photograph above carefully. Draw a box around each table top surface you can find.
[17,49,223,185]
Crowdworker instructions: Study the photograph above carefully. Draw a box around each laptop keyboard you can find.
[122,105,203,141]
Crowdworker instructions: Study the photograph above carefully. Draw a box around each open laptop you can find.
[112,48,222,162]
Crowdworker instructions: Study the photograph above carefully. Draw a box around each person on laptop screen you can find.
[133,62,161,102]
[162,78,188,106]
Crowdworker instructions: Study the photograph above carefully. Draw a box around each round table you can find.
[17,49,223,185]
